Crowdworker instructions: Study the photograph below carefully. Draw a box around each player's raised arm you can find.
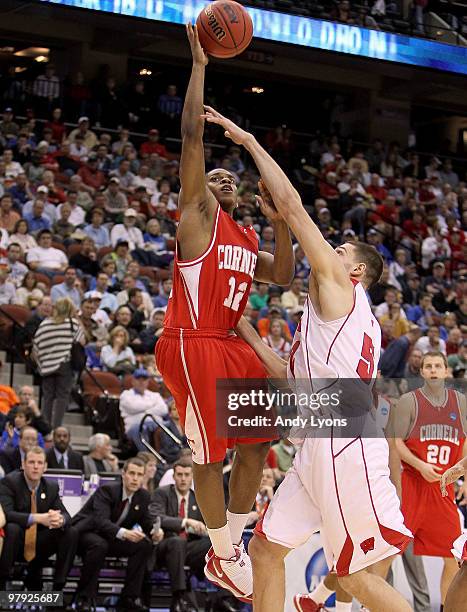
[201,106,348,287]
[235,317,287,379]
[179,25,216,214]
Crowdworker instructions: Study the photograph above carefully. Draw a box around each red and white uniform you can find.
[401,388,465,557]
[156,205,268,464]
[256,281,412,576]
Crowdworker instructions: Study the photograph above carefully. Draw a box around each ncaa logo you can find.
[450,412,457,421]
[305,548,335,607]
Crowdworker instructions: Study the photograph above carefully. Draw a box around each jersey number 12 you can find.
[223,276,248,312]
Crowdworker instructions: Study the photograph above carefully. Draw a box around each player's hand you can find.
[441,463,466,497]
[418,462,443,483]
[256,179,281,221]
[186,23,208,66]
[201,105,252,146]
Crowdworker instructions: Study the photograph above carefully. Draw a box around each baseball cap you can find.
[269,306,282,314]
[84,290,103,300]
[109,177,120,185]
[343,229,356,237]
[291,306,304,315]
[149,129,159,135]
[78,116,89,123]
[124,208,137,217]
[37,185,49,194]
[133,367,150,379]
[37,140,49,149]
[368,229,378,236]
[433,262,445,268]
[3,107,12,113]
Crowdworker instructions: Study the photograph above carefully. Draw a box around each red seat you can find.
[98,246,113,260]
[0,305,31,350]
[52,242,66,253]
[67,243,82,259]
[51,275,65,286]
[139,266,156,281]
[33,273,51,290]
[81,371,121,398]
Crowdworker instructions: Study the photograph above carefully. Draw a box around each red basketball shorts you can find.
[156,327,271,464]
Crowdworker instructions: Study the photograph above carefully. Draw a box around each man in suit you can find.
[0,446,78,591]
[45,426,84,471]
[150,458,212,612]
[82,432,119,478]
[0,426,39,474]
[72,457,162,612]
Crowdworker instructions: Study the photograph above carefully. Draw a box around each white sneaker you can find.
[204,544,253,603]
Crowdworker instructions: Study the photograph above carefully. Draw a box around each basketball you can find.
[196,1,253,59]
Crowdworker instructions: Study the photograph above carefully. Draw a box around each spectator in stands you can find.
[421,228,451,270]
[0,406,45,451]
[6,386,51,438]
[8,173,33,211]
[23,199,51,235]
[104,177,128,218]
[0,107,19,139]
[100,326,136,375]
[78,152,105,191]
[88,272,118,313]
[119,367,168,450]
[153,278,172,309]
[0,194,20,232]
[139,309,165,354]
[68,116,97,150]
[407,292,438,329]
[9,224,36,258]
[374,287,406,319]
[366,229,393,262]
[83,207,111,249]
[403,348,424,391]
[72,457,160,612]
[45,426,84,470]
[69,237,99,277]
[247,466,276,529]
[281,277,303,311]
[26,229,68,278]
[0,264,17,304]
[140,129,168,159]
[455,294,467,328]
[50,266,81,308]
[0,361,19,415]
[157,84,183,128]
[20,295,52,348]
[378,303,410,338]
[82,433,119,478]
[262,320,291,359]
[0,446,78,592]
[271,439,295,477]
[448,340,466,372]
[32,64,60,116]
[415,325,447,355]
[136,451,158,495]
[57,190,85,227]
[380,324,421,378]
[52,202,75,242]
[110,208,144,250]
[153,400,188,465]
[33,296,85,428]
[0,425,39,474]
[150,457,211,612]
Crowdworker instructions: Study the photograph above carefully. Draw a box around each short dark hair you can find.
[8,242,21,250]
[173,457,193,471]
[123,457,146,472]
[38,229,52,239]
[0,194,12,202]
[128,288,141,300]
[352,243,383,288]
[421,351,448,368]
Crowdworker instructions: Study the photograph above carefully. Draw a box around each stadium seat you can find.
[52,242,66,253]
[67,243,82,259]
[122,372,161,393]
[0,305,31,352]
[98,246,113,260]
[51,275,66,285]
[33,272,51,289]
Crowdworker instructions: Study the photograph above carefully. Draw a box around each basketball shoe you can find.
[204,544,253,603]
[293,594,328,611]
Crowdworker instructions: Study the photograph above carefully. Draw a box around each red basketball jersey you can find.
[403,388,465,481]
[164,205,259,330]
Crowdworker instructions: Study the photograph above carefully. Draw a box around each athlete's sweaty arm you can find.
[236,316,287,379]
[391,392,443,484]
[178,24,217,251]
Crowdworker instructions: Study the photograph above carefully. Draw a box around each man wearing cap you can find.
[422,261,449,294]
[104,177,128,218]
[68,117,98,150]
[119,367,168,450]
[0,108,19,139]
[22,186,56,224]
[110,208,144,250]
[87,273,118,312]
[140,128,168,159]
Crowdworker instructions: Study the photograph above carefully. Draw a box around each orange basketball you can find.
[196,1,253,59]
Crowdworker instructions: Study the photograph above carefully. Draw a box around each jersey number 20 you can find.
[224,276,248,312]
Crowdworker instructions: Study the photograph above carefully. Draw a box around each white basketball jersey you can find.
[288,280,381,386]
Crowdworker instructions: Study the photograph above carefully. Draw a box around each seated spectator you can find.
[380,325,421,378]
[78,152,105,191]
[249,283,269,312]
[374,287,406,320]
[407,292,438,330]
[100,326,136,375]
[270,439,295,477]
[79,297,109,349]
[247,466,276,528]
[153,278,172,309]
[0,446,78,592]
[83,433,120,478]
[448,340,466,372]
[403,349,423,391]
[257,305,292,341]
[110,208,144,250]
[0,194,20,232]
[150,458,211,612]
[6,385,51,438]
[136,451,158,494]
[33,297,85,428]
[23,199,51,234]
[69,116,98,150]
[414,325,447,355]
[69,236,99,277]
[153,400,189,465]
[120,367,168,450]
[23,187,57,225]
[262,319,291,359]
[104,177,128,218]
[8,219,38,253]
[72,457,160,612]
[0,425,40,474]
[139,308,165,354]
[50,266,81,308]
[83,207,111,248]
[15,270,45,310]
[140,128,168,159]
[281,277,303,311]
[52,201,75,242]
[111,240,133,281]
[87,272,118,312]
[0,405,45,451]
[378,303,410,338]
[45,426,84,470]
[117,275,153,319]
[387,249,408,292]
[27,229,68,278]
[1,243,28,288]
[0,264,17,304]
[421,228,451,271]
[57,190,85,227]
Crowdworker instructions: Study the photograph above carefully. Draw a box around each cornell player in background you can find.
[202,106,413,612]
[440,455,467,612]
[155,24,294,604]
[388,351,467,609]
